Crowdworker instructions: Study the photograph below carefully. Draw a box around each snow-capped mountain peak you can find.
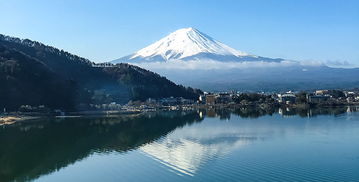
[132,27,248,60]
[113,27,281,63]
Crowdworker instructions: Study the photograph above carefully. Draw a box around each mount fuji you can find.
[112,28,359,92]
[112,27,283,63]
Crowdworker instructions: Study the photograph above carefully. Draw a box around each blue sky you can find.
[0,0,358,65]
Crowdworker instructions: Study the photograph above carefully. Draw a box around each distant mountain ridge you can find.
[0,34,201,111]
[112,27,283,63]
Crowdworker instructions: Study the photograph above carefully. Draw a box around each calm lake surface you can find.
[1,107,359,182]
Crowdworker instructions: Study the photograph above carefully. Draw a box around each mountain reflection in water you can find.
[0,107,358,182]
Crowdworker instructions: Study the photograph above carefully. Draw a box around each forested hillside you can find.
[0,34,201,111]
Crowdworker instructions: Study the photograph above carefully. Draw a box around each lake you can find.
[1,107,359,182]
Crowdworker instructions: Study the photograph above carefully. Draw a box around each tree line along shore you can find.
[1,89,359,120]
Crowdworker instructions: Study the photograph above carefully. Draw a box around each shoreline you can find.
[0,110,144,126]
[0,116,39,126]
[2,104,358,126]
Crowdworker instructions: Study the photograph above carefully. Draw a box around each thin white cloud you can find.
[130,59,358,70]
[132,59,301,70]
[325,60,358,68]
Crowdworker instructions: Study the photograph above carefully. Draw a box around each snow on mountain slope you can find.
[112,27,282,63]
[132,27,249,59]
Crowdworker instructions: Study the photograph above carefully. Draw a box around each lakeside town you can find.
[1,89,359,125]
[88,88,359,112]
